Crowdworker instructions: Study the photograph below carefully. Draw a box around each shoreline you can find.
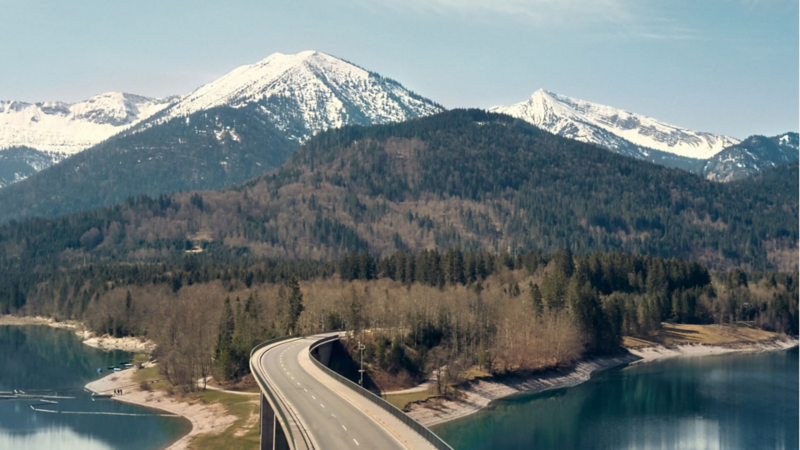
[408,338,798,427]
[0,315,155,353]
[85,365,241,450]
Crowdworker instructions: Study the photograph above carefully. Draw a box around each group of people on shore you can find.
[113,388,123,395]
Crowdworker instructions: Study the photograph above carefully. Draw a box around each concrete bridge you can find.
[250,333,453,450]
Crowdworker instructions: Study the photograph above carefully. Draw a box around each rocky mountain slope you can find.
[0,93,173,186]
[0,51,443,222]
[490,90,743,171]
[146,50,442,142]
[702,132,798,182]
[491,90,739,159]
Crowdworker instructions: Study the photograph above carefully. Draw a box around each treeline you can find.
[4,246,793,394]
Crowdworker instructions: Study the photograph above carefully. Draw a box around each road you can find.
[255,334,419,449]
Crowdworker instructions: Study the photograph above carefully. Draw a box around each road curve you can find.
[253,333,438,450]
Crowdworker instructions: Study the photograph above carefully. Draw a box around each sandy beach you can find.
[407,337,798,427]
[85,365,242,450]
[627,338,798,363]
[0,315,155,353]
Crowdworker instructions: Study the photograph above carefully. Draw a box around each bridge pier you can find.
[310,340,334,366]
[260,393,290,450]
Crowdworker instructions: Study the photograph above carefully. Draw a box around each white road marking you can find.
[304,389,308,392]
[312,395,316,400]
[353,439,359,446]
[342,425,347,431]
[331,414,336,418]
[320,403,325,408]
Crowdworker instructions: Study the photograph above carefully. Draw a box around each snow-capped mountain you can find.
[0,92,173,155]
[491,89,739,161]
[0,51,444,223]
[143,50,443,142]
[703,132,799,182]
[0,92,172,187]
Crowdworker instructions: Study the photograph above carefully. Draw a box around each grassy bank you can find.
[112,366,261,450]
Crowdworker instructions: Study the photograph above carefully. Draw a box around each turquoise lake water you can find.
[435,347,798,450]
[0,325,190,450]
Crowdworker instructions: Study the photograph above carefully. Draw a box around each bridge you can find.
[250,333,453,450]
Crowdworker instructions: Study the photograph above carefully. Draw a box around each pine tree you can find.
[529,282,543,316]
[214,297,237,379]
[552,248,575,278]
[280,276,304,335]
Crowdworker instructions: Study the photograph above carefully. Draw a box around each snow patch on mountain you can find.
[0,92,173,155]
[491,89,739,160]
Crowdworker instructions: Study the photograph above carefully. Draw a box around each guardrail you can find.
[308,334,454,450]
[249,335,300,450]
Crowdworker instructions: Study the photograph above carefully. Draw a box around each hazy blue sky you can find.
[1,0,796,138]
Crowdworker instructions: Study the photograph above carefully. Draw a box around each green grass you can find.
[132,366,171,391]
[384,390,441,411]
[133,367,260,450]
[188,390,260,450]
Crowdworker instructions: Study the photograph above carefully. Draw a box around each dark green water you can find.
[435,348,799,450]
[0,325,190,450]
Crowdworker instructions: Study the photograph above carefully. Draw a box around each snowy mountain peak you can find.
[0,92,173,155]
[160,50,443,141]
[492,90,739,160]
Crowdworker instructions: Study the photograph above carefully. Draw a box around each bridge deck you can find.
[253,334,439,450]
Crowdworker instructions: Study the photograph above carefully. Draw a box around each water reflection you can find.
[435,348,798,450]
[0,326,190,450]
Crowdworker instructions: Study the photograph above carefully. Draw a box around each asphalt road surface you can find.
[256,335,409,449]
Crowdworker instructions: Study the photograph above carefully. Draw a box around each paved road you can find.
[255,335,410,449]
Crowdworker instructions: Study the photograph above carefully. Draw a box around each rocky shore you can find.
[408,337,798,427]
[0,315,155,353]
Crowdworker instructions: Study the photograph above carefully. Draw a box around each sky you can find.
[0,0,797,139]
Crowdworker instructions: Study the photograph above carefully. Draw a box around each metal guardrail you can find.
[249,335,300,450]
[308,335,454,450]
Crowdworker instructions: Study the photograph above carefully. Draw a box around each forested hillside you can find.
[0,110,795,273]
[0,104,297,223]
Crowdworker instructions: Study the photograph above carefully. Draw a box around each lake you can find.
[0,325,190,450]
[435,347,798,450]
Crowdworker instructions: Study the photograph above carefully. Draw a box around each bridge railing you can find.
[308,334,454,450]
[249,335,300,450]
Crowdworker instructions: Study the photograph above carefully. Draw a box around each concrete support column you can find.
[274,414,290,450]
[315,341,333,366]
[260,394,275,450]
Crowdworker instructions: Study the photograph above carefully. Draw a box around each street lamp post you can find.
[358,340,366,386]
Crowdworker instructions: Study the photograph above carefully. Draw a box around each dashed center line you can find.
[353,438,359,446]
[320,403,325,408]
[342,425,347,431]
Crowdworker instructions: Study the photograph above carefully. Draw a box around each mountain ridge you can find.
[490,89,740,160]
[0,92,173,155]
[0,51,444,222]
[1,110,794,272]
[702,132,799,182]
[137,50,443,143]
